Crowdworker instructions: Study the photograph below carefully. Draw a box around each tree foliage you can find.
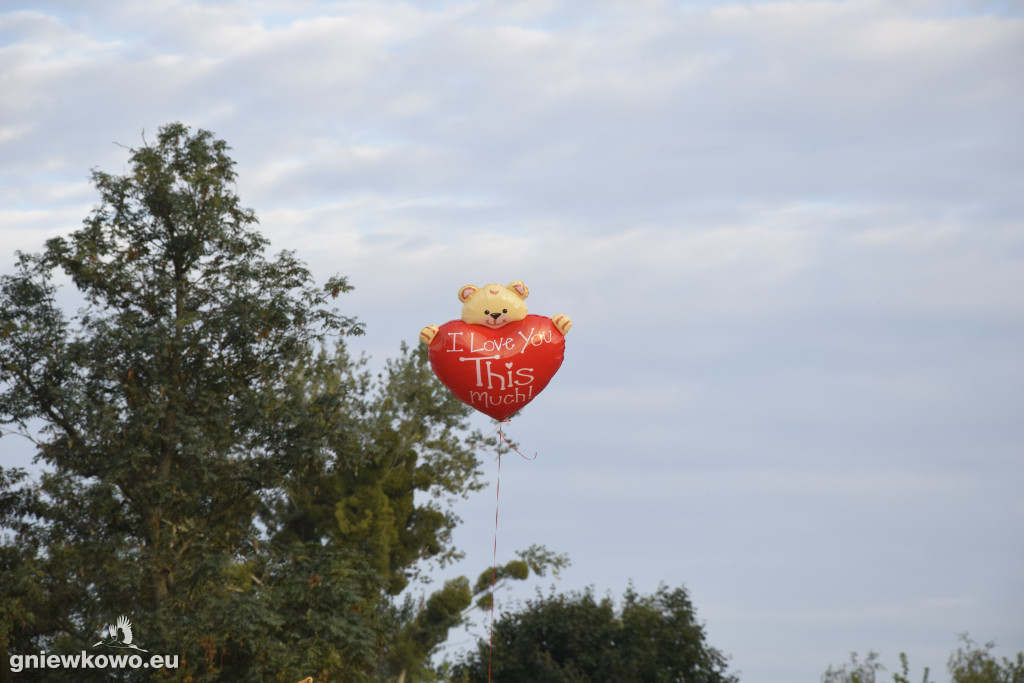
[823,635,1024,683]
[452,583,737,683]
[0,122,524,682]
[822,651,888,683]
[382,544,570,682]
[946,635,1024,683]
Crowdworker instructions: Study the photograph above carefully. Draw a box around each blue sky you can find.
[2,1,1022,680]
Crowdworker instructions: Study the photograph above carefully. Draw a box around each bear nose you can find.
[490,312,502,319]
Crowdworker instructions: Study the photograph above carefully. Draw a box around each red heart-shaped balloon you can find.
[427,314,566,421]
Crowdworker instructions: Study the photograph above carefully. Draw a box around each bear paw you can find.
[419,325,439,345]
[551,314,572,335]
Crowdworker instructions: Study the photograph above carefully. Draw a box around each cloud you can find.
[6,1,1022,233]
[2,2,1022,681]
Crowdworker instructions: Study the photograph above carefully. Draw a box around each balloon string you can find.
[498,420,538,461]
[488,441,500,683]
[488,419,536,682]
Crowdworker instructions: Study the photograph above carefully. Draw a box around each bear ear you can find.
[458,284,479,303]
[508,281,529,300]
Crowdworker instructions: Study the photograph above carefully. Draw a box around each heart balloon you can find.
[427,314,566,421]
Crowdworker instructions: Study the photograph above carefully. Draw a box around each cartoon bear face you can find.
[459,281,530,328]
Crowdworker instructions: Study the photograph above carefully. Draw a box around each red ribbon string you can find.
[488,445,500,683]
[488,420,536,682]
[498,420,538,461]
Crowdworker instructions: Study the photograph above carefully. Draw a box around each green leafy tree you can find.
[0,122,566,683]
[266,342,486,595]
[822,651,886,683]
[947,634,1024,683]
[893,652,932,683]
[0,121,378,681]
[823,635,1023,683]
[0,122,520,682]
[256,341,571,682]
[452,583,737,683]
[381,544,570,682]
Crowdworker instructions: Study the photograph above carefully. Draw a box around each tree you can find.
[947,635,1024,683]
[452,583,738,683]
[381,544,570,682]
[822,651,887,683]
[265,342,486,596]
[0,121,375,681]
[822,635,1024,683]
[259,341,569,682]
[0,122,506,682]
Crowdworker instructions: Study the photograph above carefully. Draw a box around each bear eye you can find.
[484,310,490,315]
[502,309,508,314]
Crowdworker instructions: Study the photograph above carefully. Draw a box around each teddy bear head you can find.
[458,281,529,328]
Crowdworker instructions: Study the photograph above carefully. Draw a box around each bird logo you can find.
[92,615,148,652]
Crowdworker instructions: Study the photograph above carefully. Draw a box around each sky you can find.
[2,0,1023,680]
